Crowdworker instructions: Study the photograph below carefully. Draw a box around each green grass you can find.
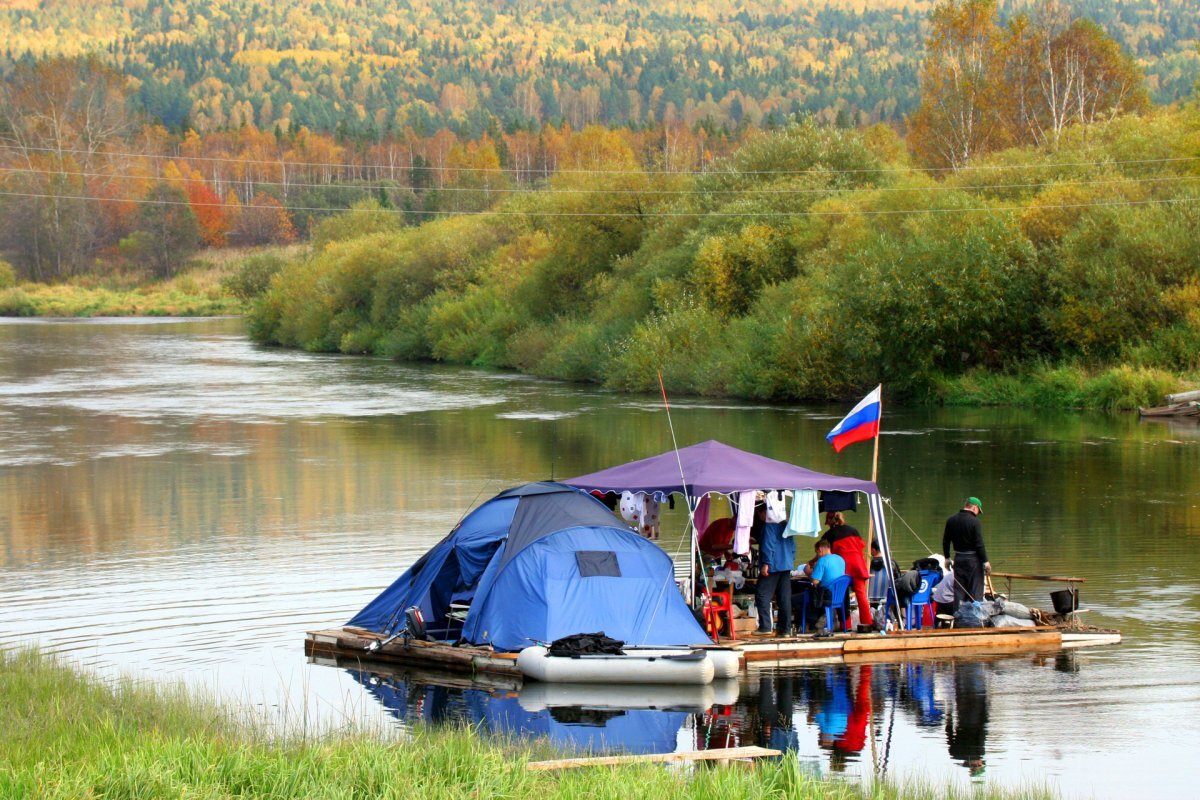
[932,364,1193,410]
[0,246,305,318]
[0,647,1058,800]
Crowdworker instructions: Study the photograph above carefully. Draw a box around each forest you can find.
[1,0,1198,405]
[238,1,1199,404]
[1,0,1197,136]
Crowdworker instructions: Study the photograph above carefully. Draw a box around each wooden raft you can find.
[526,746,782,771]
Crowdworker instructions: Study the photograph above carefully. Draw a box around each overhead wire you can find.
[2,141,1198,176]
[0,188,1195,218]
[2,162,1199,197]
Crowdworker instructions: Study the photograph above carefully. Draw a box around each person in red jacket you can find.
[820,511,875,632]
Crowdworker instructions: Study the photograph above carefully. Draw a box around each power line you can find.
[0,188,1195,219]
[2,141,1198,176]
[3,163,1199,198]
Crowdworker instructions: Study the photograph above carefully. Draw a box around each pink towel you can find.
[694,495,711,538]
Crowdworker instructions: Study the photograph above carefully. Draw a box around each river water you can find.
[1,317,1197,798]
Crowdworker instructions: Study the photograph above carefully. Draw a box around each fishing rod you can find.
[636,371,710,645]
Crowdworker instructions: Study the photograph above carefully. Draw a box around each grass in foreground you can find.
[0,647,1058,800]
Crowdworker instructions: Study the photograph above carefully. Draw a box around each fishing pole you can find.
[636,371,713,645]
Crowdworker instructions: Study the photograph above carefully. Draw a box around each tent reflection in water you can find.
[347,482,709,651]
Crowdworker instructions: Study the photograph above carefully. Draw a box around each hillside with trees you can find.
[239,1,1199,405]
[2,0,1199,408]
[1,0,1197,137]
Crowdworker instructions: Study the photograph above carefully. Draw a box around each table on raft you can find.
[305,624,1122,682]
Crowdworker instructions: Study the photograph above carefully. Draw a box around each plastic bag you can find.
[999,600,1034,620]
[953,601,990,628]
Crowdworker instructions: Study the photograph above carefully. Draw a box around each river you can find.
[1,317,1197,798]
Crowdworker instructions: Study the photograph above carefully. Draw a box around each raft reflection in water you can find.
[341,651,1078,776]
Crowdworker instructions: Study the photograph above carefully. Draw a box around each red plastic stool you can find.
[704,590,736,642]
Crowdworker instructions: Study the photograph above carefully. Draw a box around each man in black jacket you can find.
[943,497,990,603]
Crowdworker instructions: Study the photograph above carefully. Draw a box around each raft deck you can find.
[305,624,1120,680]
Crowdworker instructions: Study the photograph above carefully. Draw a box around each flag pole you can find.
[867,384,882,538]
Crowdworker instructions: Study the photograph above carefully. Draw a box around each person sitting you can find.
[868,540,901,626]
[794,539,845,632]
[885,553,941,609]
[869,540,900,579]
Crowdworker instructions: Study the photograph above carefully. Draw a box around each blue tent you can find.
[348,482,709,652]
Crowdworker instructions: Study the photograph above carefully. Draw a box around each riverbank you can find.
[244,113,1200,409]
[0,246,299,318]
[0,647,1053,799]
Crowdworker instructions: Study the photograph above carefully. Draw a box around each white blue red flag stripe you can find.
[826,385,881,453]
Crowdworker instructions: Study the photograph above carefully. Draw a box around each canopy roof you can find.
[564,439,878,497]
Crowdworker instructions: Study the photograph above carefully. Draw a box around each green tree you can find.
[125,182,202,278]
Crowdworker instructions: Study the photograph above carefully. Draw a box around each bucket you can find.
[1050,589,1078,615]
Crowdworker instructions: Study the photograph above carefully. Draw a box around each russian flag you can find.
[826,385,881,453]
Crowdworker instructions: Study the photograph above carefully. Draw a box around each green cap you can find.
[966,496,982,511]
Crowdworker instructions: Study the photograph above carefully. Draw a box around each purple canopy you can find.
[564,440,878,498]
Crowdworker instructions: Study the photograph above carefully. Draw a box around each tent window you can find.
[576,550,621,578]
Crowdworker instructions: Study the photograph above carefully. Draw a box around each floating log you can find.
[526,745,782,771]
[1139,402,1200,418]
[1165,389,1200,404]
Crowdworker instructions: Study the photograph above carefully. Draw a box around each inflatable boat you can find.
[517,645,719,684]
[518,679,739,712]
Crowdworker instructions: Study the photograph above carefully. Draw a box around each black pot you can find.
[1050,589,1078,615]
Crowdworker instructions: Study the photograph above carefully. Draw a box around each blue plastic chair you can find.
[823,575,853,632]
[906,570,940,630]
[868,569,898,627]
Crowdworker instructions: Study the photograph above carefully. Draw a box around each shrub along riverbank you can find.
[246,109,1200,409]
[0,247,300,318]
[0,647,1053,800]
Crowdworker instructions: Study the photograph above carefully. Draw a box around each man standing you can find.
[820,511,874,632]
[943,497,990,603]
[753,506,795,636]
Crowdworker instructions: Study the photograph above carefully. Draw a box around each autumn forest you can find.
[0,0,1198,404]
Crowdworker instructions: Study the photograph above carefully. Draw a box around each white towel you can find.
[733,490,755,554]
[764,490,788,523]
[785,489,821,537]
[619,491,639,523]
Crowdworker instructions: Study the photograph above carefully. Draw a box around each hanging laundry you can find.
[619,491,640,523]
[639,494,661,540]
[733,490,756,555]
[819,490,858,513]
[693,494,711,537]
[786,489,821,537]
[764,490,788,523]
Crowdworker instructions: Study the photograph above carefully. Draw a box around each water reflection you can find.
[3,318,1199,797]
[333,652,1067,781]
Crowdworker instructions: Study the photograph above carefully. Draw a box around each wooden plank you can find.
[526,746,782,771]
[844,642,1065,665]
[843,629,1060,654]
[991,571,1085,583]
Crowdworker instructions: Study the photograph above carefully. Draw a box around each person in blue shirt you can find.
[793,540,847,633]
[810,539,846,586]
[752,506,795,636]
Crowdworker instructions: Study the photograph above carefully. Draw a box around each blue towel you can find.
[785,489,821,537]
